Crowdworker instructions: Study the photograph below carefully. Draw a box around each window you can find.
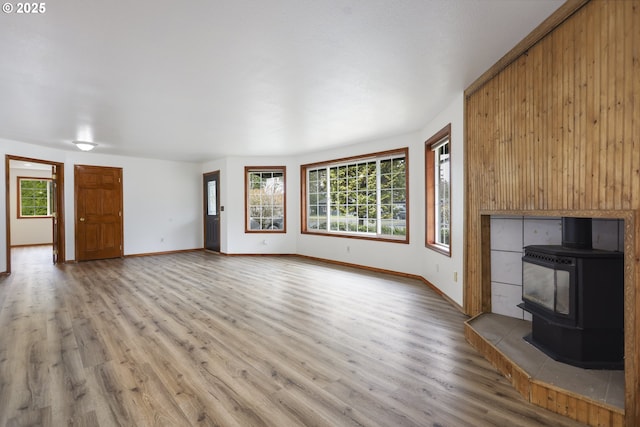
[425,124,451,255]
[18,177,53,218]
[302,148,408,242]
[245,167,286,232]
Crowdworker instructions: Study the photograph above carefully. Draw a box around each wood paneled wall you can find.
[464,1,639,425]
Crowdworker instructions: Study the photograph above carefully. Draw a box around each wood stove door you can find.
[521,255,577,326]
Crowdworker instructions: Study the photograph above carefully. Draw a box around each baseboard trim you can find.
[124,248,203,258]
[216,252,297,257]
[207,251,464,314]
[295,254,464,314]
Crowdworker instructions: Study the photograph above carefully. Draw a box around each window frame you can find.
[244,166,287,233]
[425,124,451,256]
[17,176,54,219]
[301,147,409,243]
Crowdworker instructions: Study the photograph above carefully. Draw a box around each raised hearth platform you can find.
[465,313,624,427]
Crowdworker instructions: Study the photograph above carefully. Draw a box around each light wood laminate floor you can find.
[0,247,587,426]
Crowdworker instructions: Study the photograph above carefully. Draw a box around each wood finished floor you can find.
[0,247,587,427]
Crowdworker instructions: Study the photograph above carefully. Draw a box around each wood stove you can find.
[518,218,624,369]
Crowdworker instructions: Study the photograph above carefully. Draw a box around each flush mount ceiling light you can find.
[73,140,97,151]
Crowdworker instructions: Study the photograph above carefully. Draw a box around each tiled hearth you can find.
[469,313,624,408]
[466,313,625,426]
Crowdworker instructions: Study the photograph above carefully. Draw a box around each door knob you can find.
[80,217,85,222]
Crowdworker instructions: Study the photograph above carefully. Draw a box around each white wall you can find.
[2,93,465,308]
[120,156,202,255]
[9,166,53,246]
[416,94,465,306]
[201,156,298,254]
[295,131,423,279]
[199,97,465,308]
[295,93,465,307]
[1,138,203,271]
[63,152,202,259]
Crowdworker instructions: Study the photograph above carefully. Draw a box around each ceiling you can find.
[0,0,563,162]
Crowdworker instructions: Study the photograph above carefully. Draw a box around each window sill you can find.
[426,242,451,257]
[302,230,408,244]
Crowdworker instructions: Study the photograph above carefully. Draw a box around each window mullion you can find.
[325,166,330,232]
[434,153,441,244]
[47,181,52,216]
[376,159,382,235]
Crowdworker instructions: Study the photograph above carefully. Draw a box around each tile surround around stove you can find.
[489,216,624,320]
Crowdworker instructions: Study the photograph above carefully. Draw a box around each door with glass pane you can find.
[203,171,220,252]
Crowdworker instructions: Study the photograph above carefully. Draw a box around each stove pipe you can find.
[561,217,592,250]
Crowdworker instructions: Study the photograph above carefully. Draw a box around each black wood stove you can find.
[518,217,624,369]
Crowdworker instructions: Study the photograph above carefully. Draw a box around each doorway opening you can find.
[4,155,65,274]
